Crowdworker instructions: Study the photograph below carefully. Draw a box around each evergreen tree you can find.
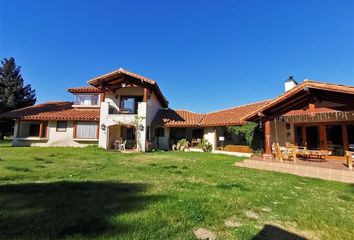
[0,57,36,139]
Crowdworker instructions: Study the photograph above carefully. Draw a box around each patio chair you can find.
[345,151,353,170]
[273,143,296,162]
[119,140,127,151]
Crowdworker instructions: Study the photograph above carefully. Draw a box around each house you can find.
[1,68,354,161]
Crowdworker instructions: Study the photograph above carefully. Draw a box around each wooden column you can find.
[263,120,273,159]
[96,122,100,139]
[319,123,327,150]
[73,121,77,138]
[143,87,149,102]
[39,121,43,138]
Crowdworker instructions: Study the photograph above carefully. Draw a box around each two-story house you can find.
[1,68,167,151]
[2,68,354,160]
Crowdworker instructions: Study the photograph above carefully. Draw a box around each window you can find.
[155,127,165,137]
[75,122,98,139]
[29,123,40,137]
[119,96,143,114]
[56,121,67,132]
[75,95,99,106]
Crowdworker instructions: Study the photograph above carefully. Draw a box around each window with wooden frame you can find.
[56,121,67,132]
[75,121,98,139]
[18,121,48,138]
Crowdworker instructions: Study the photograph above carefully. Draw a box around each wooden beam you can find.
[39,121,43,138]
[96,122,100,139]
[309,103,316,110]
[267,93,310,114]
[264,120,272,155]
[73,121,77,138]
[143,87,149,102]
[319,123,327,150]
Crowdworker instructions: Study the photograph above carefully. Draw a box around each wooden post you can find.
[143,87,149,102]
[319,123,327,150]
[39,121,43,138]
[73,121,77,138]
[263,120,273,159]
[96,122,99,139]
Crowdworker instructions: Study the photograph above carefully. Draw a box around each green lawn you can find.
[0,144,353,240]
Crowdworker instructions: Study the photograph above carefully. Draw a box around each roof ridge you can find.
[206,100,270,114]
[304,79,354,89]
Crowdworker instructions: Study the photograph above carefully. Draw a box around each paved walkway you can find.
[235,158,354,183]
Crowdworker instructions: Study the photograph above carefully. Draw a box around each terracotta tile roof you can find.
[87,68,168,108]
[152,101,268,127]
[244,80,354,121]
[0,102,100,121]
[152,109,206,127]
[200,101,270,126]
[68,86,101,93]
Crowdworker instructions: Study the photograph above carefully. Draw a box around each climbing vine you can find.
[227,122,259,147]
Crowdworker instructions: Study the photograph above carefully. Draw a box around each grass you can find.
[0,143,353,239]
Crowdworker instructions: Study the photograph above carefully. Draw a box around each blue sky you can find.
[0,0,353,112]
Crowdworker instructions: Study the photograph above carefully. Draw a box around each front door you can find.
[305,126,320,150]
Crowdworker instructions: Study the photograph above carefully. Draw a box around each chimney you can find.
[284,75,298,92]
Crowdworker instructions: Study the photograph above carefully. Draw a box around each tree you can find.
[0,57,36,139]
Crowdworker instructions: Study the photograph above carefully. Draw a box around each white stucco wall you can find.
[13,120,98,147]
[156,127,170,150]
[146,92,162,126]
[203,127,216,150]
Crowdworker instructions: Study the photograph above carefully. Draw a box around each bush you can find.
[176,139,190,151]
[198,139,213,152]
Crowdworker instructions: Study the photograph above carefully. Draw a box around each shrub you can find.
[176,139,190,151]
[198,139,213,152]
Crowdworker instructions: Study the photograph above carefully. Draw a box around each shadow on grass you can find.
[0,181,163,239]
[252,224,307,240]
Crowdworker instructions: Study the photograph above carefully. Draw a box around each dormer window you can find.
[75,94,99,106]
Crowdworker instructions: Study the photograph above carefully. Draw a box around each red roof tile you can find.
[68,86,101,93]
[200,101,269,126]
[152,101,268,127]
[152,109,205,127]
[0,102,100,121]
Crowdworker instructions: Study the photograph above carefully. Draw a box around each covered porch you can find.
[106,124,138,151]
[244,80,354,172]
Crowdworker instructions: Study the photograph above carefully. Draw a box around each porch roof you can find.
[87,68,168,108]
[244,80,354,121]
[0,102,100,121]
